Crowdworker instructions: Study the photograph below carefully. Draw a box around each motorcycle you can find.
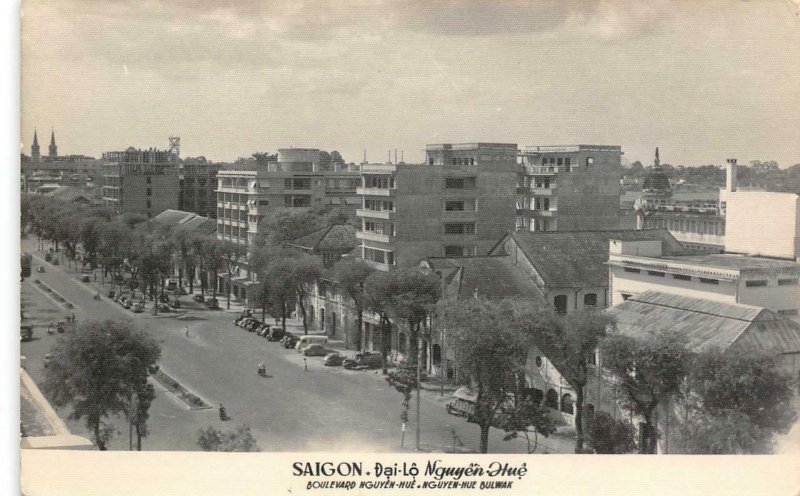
[257,364,267,377]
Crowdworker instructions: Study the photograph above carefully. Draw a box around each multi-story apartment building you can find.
[179,161,219,218]
[516,145,622,232]
[102,148,179,217]
[356,143,518,270]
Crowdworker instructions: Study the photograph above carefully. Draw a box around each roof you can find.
[659,253,800,272]
[150,209,217,235]
[44,186,96,203]
[605,291,800,354]
[288,224,358,253]
[424,255,543,300]
[500,229,685,288]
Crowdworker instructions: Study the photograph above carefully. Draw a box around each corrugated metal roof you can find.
[605,291,800,354]
[426,255,543,301]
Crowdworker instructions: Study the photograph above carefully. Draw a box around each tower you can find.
[48,129,57,159]
[169,136,181,162]
[31,129,40,162]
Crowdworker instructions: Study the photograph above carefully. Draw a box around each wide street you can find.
[20,236,575,453]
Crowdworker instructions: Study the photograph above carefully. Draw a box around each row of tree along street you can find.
[21,196,797,453]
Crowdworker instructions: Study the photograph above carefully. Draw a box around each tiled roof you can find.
[289,225,358,253]
[44,186,97,203]
[659,253,800,271]
[605,291,800,354]
[426,255,543,300]
[503,229,684,288]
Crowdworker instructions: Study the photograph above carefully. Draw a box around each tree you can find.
[287,254,323,334]
[385,365,419,447]
[672,348,797,454]
[437,297,538,453]
[197,425,261,452]
[364,268,441,368]
[601,329,692,453]
[586,412,637,454]
[43,320,161,450]
[319,150,332,170]
[330,150,345,170]
[533,309,613,452]
[219,240,247,310]
[500,397,557,453]
[21,253,32,281]
[330,259,374,350]
[265,255,297,331]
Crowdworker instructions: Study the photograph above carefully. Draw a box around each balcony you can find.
[526,166,559,175]
[516,187,530,195]
[531,209,557,217]
[356,187,395,197]
[357,231,393,244]
[356,208,395,220]
[531,187,555,196]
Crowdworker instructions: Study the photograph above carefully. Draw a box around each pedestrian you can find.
[303,357,308,372]
[184,326,189,338]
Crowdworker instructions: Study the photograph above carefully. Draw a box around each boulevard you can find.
[20,236,575,453]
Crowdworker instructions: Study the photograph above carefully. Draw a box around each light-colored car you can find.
[132,302,144,313]
[303,344,335,357]
[36,266,45,273]
[322,353,344,366]
[43,353,53,367]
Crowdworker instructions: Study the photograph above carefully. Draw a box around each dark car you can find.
[257,324,271,337]
[205,298,219,310]
[303,344,335,357]
[343,352,383,370]
[132,302,144,313]
[193,294,205,303]
[36,265,45,273]
[158,303,171,312]
[170,299,181,309]
[80,275,90,282]
[158,294,170,304]
[20,325,34,342]
[323,353,344,366]
[51,258,60,266]
[122,300,132,309]
[266,327,286,341]
[107,290,115,298]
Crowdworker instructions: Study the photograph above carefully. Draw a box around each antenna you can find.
[394,149,397,164]
[401,150,404,164]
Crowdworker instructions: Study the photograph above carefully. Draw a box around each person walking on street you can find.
[184,326,189,338]
[303,357,308,372]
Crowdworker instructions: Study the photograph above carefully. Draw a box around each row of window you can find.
[444,199,477,212]
[622,267,799,288]
[553,293,597,314]
[363,199,395,211]
[646,216,725,236]
[363,247,395,265]
[363,175,395,189]
[444,177,476,189]
[443,223,476,235]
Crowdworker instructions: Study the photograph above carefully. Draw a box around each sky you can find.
[19,0,800,167]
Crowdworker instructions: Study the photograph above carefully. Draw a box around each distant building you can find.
[179,161,219,218]
[48,129,58,160]
[31,129,40,162]
[357,143,518,270]
[635,149,725,253]
[517,145,622,232]
[102,147,180,217]
[608,239,800,318]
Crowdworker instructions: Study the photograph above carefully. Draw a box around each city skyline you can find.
[21,0,800,166]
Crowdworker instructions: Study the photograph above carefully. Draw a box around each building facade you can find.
[102,148,180,217]
[357,143,518,271]
[179,162,219,218]
[608,239,800,318]
[517,145,622,232]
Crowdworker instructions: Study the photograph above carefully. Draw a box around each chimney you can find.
[726,158,738,192]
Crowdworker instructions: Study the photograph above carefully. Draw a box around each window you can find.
[586,157,594,166]
[444,177,476,189]
[444,245,464,257]
[444,223,476,234]
[745,280,768,287]
[647,271,665,277]
[624,267,641,274]
[146,176,152,184]
[565,158,571,168]
[444,199,476,211]
[146,188,152,196]
[584,293,597,307]
[561,394,574,415]
[673,274,692,281]
[545,389,558,409]
[699,278,719,285]
[554,295,568,315]
[778,278,798,286]
[146,200,151,209]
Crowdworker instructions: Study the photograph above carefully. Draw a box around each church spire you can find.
[654,147,660,169]
[48,128,57,159]
[31,128,41,162]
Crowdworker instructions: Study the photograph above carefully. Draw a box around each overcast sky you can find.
[20,0,800,166]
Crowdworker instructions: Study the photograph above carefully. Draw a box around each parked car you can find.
[122,300,132,309]
[158,294,170,304]
[281,334,299,349]
[205,298,220,310]
[303,344,335,357]
[44,253,53,262]
[170,299,181,309]
[165,279,178,291]
[266,327,286,341]
[36,265,45,273]
[132,302,144,313]
[322,353,344,366]
[107,290,116,298]
[80,275,90,282]
[158,303,171,313]
[51,258,60,265]
[43,353,53,368]
[343,352,383,370]
[193,294,205,303]
[257,324,271,337]
[20,325,34,342]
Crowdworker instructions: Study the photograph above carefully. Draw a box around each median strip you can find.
[151,369,211,410]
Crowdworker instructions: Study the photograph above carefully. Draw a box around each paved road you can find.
[21,238,576,453]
